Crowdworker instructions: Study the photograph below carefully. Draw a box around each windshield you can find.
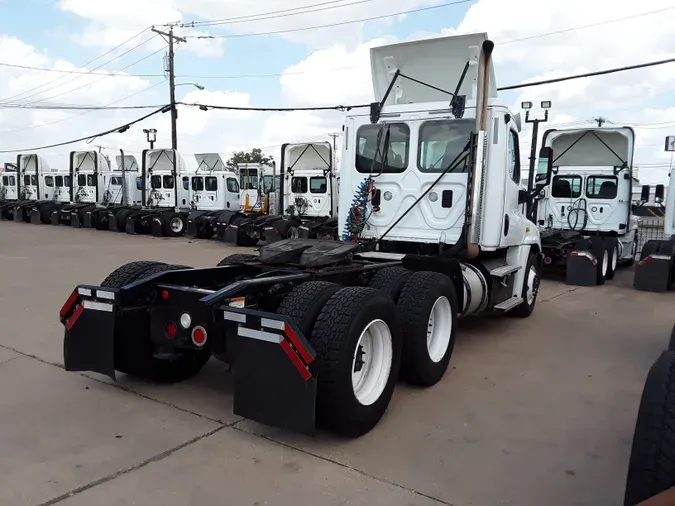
[240,169,258,190]
[418,119,474,173]
[356,123,409,174]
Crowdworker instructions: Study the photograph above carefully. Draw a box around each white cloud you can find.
[3,0,675,186]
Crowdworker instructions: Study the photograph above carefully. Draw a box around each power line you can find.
[0,28,152,104]
[7,6,673,84]
[497,56,675,91]
[183,0,378,28]
[179,101,368,112]
[0,61,164,77]
[0,101,164,111]
[15,46,165,107]
[0,106,169,153]
[0,82,167,135]
[187,0,473,39]
[500,6,675,45]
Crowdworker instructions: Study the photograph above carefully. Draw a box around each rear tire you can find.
[605,239,619,280]
[624,351,675,505]
[397,271,458,386]
[101,262,210,383]
[310,287,402,437]
[115,209,133,231]
[277,281,342,336]
[216,253,259,266]
[367,267,412,301]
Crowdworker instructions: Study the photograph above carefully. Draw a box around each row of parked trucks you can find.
[0,142,341,246]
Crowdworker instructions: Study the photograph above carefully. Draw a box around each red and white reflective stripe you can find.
[65,304,84,331]
[60,291,79,318]
[651,254,672,261]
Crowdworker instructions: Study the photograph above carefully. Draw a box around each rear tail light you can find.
[165,322,178,338]
[192,326,207,347]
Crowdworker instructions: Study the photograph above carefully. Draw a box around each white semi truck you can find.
[263,141,340,242]
[535,127,640,286]
[59,33,549,437]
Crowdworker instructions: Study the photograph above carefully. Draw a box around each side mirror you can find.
[534,146,554,190]
[518,189,528,205]
[641,184,650,202]
[655,184,665,202]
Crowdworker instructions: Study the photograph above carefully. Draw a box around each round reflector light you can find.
[192,326,207,346]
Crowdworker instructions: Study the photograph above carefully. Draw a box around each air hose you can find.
[342,178,375,242]
[567,198,588,231]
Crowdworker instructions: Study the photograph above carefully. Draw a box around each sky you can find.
[0,0,674,183]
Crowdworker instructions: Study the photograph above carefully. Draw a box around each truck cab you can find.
[12,154,50,222]
[339,34,539,257]
[141,149,188,209]
[191,153,240,211]
[281,142,337,219]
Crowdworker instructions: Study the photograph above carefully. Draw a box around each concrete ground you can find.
[0,220,672,506]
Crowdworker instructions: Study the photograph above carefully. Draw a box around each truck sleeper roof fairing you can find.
[370,32,498,107]
[194,153,227,172]
[115,155,139,172]
[70,151,110,174]
[542,127,636,169]
[283,142,332,173]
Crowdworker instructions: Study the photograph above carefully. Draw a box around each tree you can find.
[225,148,274,171]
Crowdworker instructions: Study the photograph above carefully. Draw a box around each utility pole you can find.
[151,25,186,150]
[522,100,552,220]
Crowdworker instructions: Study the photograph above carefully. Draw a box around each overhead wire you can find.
[182,0,379,27]
[0,82,168,134]
[0,106,169,153]
[186,0,474,39]
[0,28,153,104]
[10,42,165,107]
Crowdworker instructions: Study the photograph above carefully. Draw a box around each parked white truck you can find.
[59,33,549,438]
[535,126,640,285]
[263,141,340,242]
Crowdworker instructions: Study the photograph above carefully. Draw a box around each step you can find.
[490,265,521,277]
[493,296,523,312]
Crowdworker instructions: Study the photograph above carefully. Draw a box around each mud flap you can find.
[222,307,317,435]
[83,210,94,228]
[187,211,206,238]
[29,207,41,224]
[297,225,312,239]
[71,211,82,228]
[566,251,598,286]
[60,287,118,381]
[125,216,140,235]
[217,223,240,244]
[108,211,120,231]
[263,224,283,243]
[14,205,25,222]
[151,215,164,237]
[634,254,674,292]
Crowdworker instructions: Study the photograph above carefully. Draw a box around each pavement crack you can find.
[35,425,226,506]
[541,287,581,303]
[232,424,458,506]
[0,343,236,426]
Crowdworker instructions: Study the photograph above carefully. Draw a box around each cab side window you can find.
[507,129,520,184]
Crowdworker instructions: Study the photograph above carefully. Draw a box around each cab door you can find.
[201,175,218,210]
[500,125,529,247]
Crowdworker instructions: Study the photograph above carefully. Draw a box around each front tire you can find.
[510,253,541,318]
[397,271,458,386]
[310,287,402,437]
